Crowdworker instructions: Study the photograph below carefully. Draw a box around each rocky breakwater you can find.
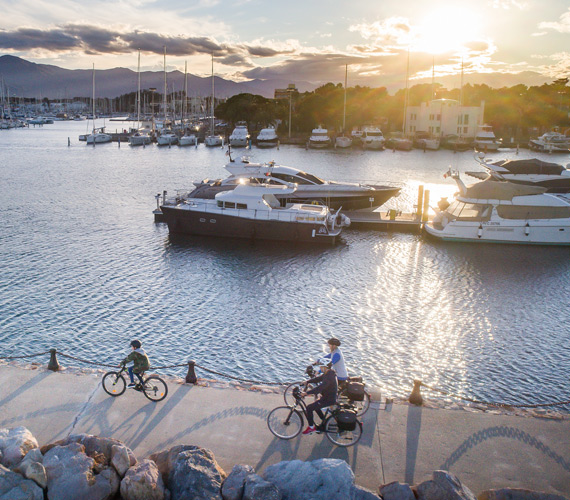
[0,425,567,500]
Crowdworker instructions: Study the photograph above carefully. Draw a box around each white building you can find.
[406,99,485,139]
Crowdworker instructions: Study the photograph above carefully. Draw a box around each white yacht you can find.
[335,135,353,149]
[529,129,570,153]
[474,124,501,152]
[179,132,197,147]
[86,127,112,144]
[229,122,250,147]
[468,152,570,193]
[308,127,331,149]
[160,183,350,245]
[177,157,401,211]
[128,130,151,146]
[157,129,178,146]
[256,127,279,148]
[361,127,385,150]
[425,168,570,245]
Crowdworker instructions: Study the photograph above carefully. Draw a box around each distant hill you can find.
[0,55,316,99]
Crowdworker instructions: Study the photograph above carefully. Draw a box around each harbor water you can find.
[1,121,569,409]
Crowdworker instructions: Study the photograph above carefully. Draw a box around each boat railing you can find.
[181,199,327,224]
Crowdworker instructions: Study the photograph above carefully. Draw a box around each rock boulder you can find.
[222,464,255,500]
[0,464,44,500]
[0,427,39,469]
[120,459,168,500]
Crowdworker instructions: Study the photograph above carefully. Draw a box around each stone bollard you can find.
[408,379,423,406]
[47,349,60,372]
[186,360,197,384]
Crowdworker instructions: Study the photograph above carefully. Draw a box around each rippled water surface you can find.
[1,121,569,409]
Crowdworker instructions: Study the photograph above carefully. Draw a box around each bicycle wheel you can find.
[267,406,304,440]
[102,372,126,397]
[324,414,362,447]
[142,376,168,402]
[283,381,310,406]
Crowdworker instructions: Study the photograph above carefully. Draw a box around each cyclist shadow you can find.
[255,435,354,472]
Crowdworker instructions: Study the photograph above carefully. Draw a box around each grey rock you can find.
[150,445,203,487]
[351,484,381,499]
[0,427,39,468]
[222,464,255,500]
[417,471,476,500]
[0,464,43,500]
[243,474,281,500]
[169,448,226,500]
[478,489,569,500]
[14,448,46,488]
[379,481,416,500]
[120,459,168,500]
[263,458,354,500]
[65,434,136,466]
[111,444,133,478]
[43,442,120,500]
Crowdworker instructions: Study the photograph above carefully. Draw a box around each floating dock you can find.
[344,209,426,233]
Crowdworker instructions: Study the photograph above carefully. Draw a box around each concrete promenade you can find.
[0,363,568,497]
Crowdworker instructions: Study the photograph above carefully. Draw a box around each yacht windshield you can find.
[445,201,491,220]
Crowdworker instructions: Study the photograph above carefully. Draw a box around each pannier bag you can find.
[346,382,365,402]
[335,409,357,431]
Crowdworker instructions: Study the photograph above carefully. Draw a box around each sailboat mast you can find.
[343,64,347,132]
[92,64,95,132]
[137,49,141,127]
[211,54,214,135]
[163,46,167,126]
[183,61,188,123]
[403,49,410,136]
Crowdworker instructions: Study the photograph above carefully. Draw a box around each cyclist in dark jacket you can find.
[300,364,338,435]
[121,340,150,388]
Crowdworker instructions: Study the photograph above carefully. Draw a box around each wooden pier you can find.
[343,209,427,233]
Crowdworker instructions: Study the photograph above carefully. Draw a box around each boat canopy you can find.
[492,158,566,176]
[463,179,547,201]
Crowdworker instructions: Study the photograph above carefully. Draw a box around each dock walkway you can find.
[0,364,568,496]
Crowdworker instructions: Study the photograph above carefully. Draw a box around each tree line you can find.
[214,78,570,140]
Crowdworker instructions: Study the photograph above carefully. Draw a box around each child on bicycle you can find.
[121,340,150,388]
[300,364,338,435]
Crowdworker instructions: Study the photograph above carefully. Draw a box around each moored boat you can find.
[229,122,250,147]
[180,157,400,212]
[308,127,331,149]
[256,127,279,148]
[528,128,570,153]
[160,183,350,244]
[361,127,385,150]
[474,124,501,152]
[425,168,570,245]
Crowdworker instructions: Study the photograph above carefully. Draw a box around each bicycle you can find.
[102,365,168,402]
[267,387,363,447]
[283,364,372,416]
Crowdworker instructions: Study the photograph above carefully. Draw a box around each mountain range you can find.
[0,55,316,100]
[0,55,553,100]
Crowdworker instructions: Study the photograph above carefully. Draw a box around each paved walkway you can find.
[0,363,568,497]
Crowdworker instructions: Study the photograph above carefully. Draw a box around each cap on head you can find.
[327,337,341,347]
[130,340,142,349]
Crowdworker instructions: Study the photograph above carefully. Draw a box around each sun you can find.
[415,7,482,54]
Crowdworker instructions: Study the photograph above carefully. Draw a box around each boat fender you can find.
[525,223,530,236]
[477,224,483,239]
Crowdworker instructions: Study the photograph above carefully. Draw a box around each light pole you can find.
[288,89,292,139]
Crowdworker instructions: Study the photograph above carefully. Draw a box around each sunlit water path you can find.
[1,121,569,409]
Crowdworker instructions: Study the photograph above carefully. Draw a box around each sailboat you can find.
[204,54,223,147]
[129,50,151,146]
[387,50,413,151]
[335,65,352,149]
[179,61,197,147]
[86,64,112,145]
[157,47,178,146]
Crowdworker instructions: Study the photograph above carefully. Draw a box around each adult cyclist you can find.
[319,337,348,383]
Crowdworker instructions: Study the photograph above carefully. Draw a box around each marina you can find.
[0,120,569,411]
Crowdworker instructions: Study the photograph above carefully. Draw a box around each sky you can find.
[0,0,569,90]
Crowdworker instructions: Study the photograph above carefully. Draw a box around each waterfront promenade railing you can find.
[1,349,568,411]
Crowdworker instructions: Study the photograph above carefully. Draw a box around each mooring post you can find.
[416,185,424,221]
[422,189,430,223]
[186,360,197,384]
[408,379,423,406]
[48,349,60,372]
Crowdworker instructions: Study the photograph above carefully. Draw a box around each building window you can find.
[437,114,441,121]
[436,127,440,134]
[464,126,468,134]
[464,114,469,125]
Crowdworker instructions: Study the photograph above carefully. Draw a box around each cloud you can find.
[0,24,236,57]
[538,8,570,33]
[489,0,527,10]
[349,17,412,48]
